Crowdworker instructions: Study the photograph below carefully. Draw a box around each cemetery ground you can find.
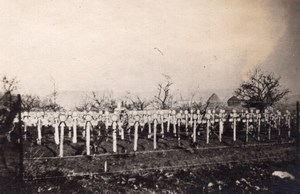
[1,125,300,193]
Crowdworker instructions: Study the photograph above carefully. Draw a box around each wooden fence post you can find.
[23,112,28,141]
[296,101,299,163]
[17,95,24,181]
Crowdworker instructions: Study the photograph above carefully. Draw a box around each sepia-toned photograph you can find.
[0,0,300,193]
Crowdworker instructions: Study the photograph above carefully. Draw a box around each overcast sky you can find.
[0,0,299,97]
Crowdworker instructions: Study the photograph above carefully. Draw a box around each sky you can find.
[0,0,299,99]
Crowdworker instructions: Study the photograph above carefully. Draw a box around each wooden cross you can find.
[277,110,282,136]
[153,113,158,150]
[66,112,73,139]
[243,110,250,142]
[264,110,271,140]
[112,114,118,153]
[167,110,172,133]
[189,109,194,127]
[229,109,239,142]
[53,112,60,145]
[23,111,29,140]
[141,111,147,132]
[59,114,67,157]
[72,112,78,143]
[184,110,189,136]
[284,110,291,138]
[192,113,198,143]
[147,111,152,139]
[85,114,93,155]
[104,110,110,130]
[171,110,176,136]
[205,110,212,144]
[36,112,42,145]
[217,109,226,142]
[196,110,202,136]
[176,112,182,146]
[255,110,261,141]
[159,110,165,138]
[133,112,140,152]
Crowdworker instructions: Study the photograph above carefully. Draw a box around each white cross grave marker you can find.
[59,114,67,157]
[133,112,140,152]
[112,114,118,153]
[230,109,239,142]
[153,113,158,150]
[85,114,92,155]
[36,112,42,145]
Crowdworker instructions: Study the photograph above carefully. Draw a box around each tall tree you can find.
[21,94,41,112]
[88,90,117,112]
[2,75,19,93]
[125,91,150,110]
[235,68,289,111]
[154,74,174,109]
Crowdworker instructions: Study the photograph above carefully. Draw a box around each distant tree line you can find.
[0,68,290,113]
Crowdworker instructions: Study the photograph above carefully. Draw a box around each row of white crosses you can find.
[265,110,292,138]
[20,109,225,154]
[240,109,261,142]
[228,109,292,142]
[19,108,293,157]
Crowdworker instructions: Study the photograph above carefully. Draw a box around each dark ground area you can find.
[1,161,300,193]
[1,125,298,193]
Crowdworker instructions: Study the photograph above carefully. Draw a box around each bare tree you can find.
[21,94,41,112]
[2,76,19,93]
[125,91,150,110]
[40,77,62,111]
[186,85,202,109]
[50,76,58,105]
[75,97,92,111]
[87,90,117,112]
[235,68,289,111]
[154,74,174,109]
[39,98,62,111]
[178,90,203,111]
